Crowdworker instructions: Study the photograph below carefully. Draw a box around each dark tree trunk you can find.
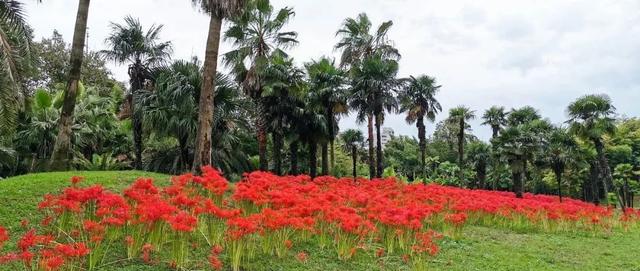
[351,146,358,179]
[192,14,223,173]
[131,66,144,170]
[367,114,375,179]
[593,138,613,206]
[272,132,283,175]
[589,161,600,205]
[256,102,268,171]
[179,136,190,172]
[457,119,465,183]
[309,142,318,178]
[375,114,383,178]
[321,143,329,176]
[554,167,563,202]
[491,125,499,139]
[49,0,91,171]
[327,107,335,173]
[513,170,524,198]
[477,163,486,189]
[290,141,299,175]
[417,116,426,178]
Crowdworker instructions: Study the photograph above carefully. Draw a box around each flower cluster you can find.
[0,169,636,271]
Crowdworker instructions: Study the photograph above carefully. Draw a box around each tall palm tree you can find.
[100,16,172,170]
[467,141,491,189]
[447,106,476,183]
[335,12,399,179]
[494,126,531,198]
[190,0,245,172]
[49,0,91,170]
[567,94,617,205]
[0,0,36,137]
[262,53,305,175]
[351,55,401,178]
[306,57,348,174]
[223,0,298,171]
[341,129,364,179]
[508,106,541,127]
[544,127,577,202]
[399,75,442,178]
[482,106,508,139]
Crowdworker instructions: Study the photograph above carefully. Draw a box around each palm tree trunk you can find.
[256,102,268,171]
[192,14,222,173]
[375,114,383,178]
[49,0,91,171]
[477,163,486,189]
[367,113,375,179]
[593,138,612,206]
[321,143,328,176]
[351,146,357,179]
[272,132,282,175]
[589,161,600,205]
[309,142,317,178]
[417,116,426,178]
[492,126,499,139]
[330,140,335,174]
[554,168,563,202]
[513,170,524,198]
[457,119,464,183]
[131,69,144,170]
[290,140,299,175]
[179,136,189,172]
[327,108,335,172]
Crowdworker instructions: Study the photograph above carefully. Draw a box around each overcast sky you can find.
[24,0,640,140]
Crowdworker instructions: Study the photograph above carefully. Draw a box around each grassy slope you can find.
[0,172,639,271]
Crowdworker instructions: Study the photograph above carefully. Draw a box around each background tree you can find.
[567,94,617,205]
[190,0,246,172]
[482,106,508,139]
[399,75,442,178]
[447,106,475,183]
[101,16,172,170]
[336,12,399,179]
[306,57,348,174]
[467,141,491,189]
[340,129,364,178]
[351,55,400,177]
[49,0,91,170]
[224,0,298,171]
[544,127,577,202]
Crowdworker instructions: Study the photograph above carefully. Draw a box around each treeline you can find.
[0,1,637,208]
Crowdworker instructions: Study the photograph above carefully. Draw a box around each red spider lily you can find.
[444,213,468,226]
[70,176,83,186]
[0,226,8,248]
[167,211,198,232]
[55,243,90,258]
[296,252,308,262]
[209,254,223,270]
[142,244,154,263]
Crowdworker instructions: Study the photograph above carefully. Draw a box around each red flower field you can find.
[0,167,638,271]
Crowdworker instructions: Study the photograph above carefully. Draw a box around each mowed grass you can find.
[0,171,639,271]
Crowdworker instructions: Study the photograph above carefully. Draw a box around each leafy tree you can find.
[190,0,246,172]
[384,135,421,182]
[482,106,508,139]
[0,0,37,136]
[350,55,401,178]
[224,0,298,171]
[100,16,173,170]
[467,141,491,189]
[399,75,442,178]
[567,94,617,205]
[447,106,476,183]
[613,163,638,208]
[306,57,348,174]
[508,106,541,126]
[543,127,577,202]
[340,129,364,178]
[49,0,92,170]
[336,12,399,179]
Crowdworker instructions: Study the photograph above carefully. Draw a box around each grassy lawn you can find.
[0,171,639,270]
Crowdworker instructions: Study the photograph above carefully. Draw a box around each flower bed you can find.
[0,167,638,271]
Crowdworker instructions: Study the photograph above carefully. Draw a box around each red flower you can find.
[0,226,8,247]
[167,211,198,232]
[296,252,308,262]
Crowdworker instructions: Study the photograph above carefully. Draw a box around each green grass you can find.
[1,171,639,270]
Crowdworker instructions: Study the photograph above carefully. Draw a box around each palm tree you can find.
[100,16,172,170]
[482,106,508,139]
[189,0,245,173]
[494,126,531,198]
[262,53,305,175]
[544,127,577,202]
[467,141,491,189]
[508,106,541,126]
[399,75,442,178]
[49,0,91,170]
[306,57,348,174]
[0,0,37,137]
[567,94,617,205]
[341,129,364,179]
[335,12,399,179]
[223,1,298,171]
[291,98,327,179]
[447,106,476,183]
[351,55,401,178]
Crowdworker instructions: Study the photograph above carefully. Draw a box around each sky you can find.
[24,0,640,140]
